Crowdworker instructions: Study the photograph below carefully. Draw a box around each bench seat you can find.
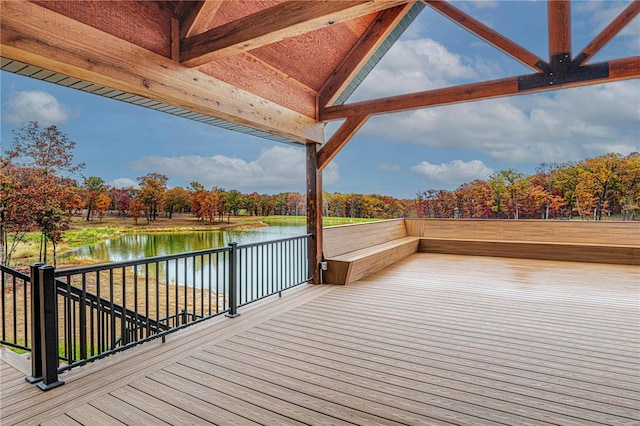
[324,237,420,284]
[419,237,640,265]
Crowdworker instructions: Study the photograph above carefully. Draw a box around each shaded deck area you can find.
[2,253,639,425]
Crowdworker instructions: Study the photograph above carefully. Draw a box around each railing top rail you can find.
[237,234,312,250]
[55,245,231,276]
[0,264,30,281]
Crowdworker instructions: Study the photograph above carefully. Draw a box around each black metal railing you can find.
[0,264,32,352]
[54,246,232,371]
[236,235,311,307]
[6,234,312,389]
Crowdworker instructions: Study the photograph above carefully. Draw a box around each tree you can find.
[164,187,191,218]
[578,153,621,220]
[6,121,84,176]
[489,169,527,219]
[129,198,145,225]
[137,173,168,221]
[83,176,107,221]
[2,122,83,266]
[93,193,112,222]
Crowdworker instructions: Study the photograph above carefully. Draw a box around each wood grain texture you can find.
[1,0,324,144]
[3,254,637,425]
[180,0,408,66]
[548,0,572,57]
[320,56,640,120]
[319,4,413,107]
[317,114,369,170]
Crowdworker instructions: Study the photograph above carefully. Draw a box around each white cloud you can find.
[127,146,339,192]
[363,80,640,164]
[6,90,70,125]
[350,38,479,101]
[108,178,139,189]
[378,162,401,172]
[412,159,493,187]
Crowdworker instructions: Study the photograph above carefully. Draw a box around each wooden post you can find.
[306,143,323,284]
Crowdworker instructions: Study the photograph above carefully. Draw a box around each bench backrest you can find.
[405,219,640,246]
[323,219,408,258]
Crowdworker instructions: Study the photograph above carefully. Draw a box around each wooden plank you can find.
[40,415,82,426]
[146,370,303,425]
[419,238,640,265]
[319,57,640,120]
[548,0,572,58]
[1,284,334,424]
[424,0,547,72]
[317,115,369,170]
[180,0,409,66]
[0,0,324,144]
[404,218,640,245]
[66,403,125,426]
[236,326,639,422]
[89,394,170,425]
[319,4,414,107]
[323,219,408,257]
[574,1,640,66]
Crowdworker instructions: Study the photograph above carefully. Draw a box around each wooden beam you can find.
[423,0,548,72]
[180,0,410,67]
[319,4,414,108]
[319,57,640,120]
[548,0,572,59]
[1,0,323,144]
[306,143,323,284]
[171,17,180,62]
[318,115,369,170]
[573,1,640,66]
[176,0,224,39]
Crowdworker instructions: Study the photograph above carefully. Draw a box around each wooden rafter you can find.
[574,1,640,66]
[319,56,640,121]
[318,115,370,170]
[180,0,410,67]
[0,0,323,144]
[423,1,548,72]
[319,4,414,108]
[176,0,224,39]
[548,0,572,60]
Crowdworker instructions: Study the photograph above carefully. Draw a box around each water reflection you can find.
[62,225,305,263]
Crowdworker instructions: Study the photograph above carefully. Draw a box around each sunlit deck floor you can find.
[2,253,639,425]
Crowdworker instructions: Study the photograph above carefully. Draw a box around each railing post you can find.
[25,263,44,383]
[37,265,64,391]
[226,242,240,318]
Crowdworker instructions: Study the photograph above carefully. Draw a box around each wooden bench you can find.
[322,219,420,284]
[406,219,640,265]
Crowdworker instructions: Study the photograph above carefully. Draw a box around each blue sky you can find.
[1,1,639,199]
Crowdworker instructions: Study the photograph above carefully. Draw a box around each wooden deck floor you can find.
[2,253,639,425]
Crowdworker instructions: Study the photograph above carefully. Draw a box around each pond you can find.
[61,224,306,263]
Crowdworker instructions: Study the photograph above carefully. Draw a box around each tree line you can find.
[2,122,638,266]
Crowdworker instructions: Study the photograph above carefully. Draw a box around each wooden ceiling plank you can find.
[318,115,370,170]
[180,0,410,67]
[177,0,224,39]
[423,0,548,72]
[319,4,414,108]
[548,0,572,59]
[171,17,180,62]
[1,0,323,144]
[573,1,640,66]
[319,56,640,120]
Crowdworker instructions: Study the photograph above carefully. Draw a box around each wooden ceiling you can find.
[1,0,639,149]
